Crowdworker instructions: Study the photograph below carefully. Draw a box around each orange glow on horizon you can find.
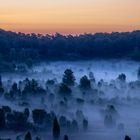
[0,0,140,34]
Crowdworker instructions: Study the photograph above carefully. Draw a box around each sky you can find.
[0,0,140,34]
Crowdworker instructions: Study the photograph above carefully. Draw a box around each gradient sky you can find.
[0,0,140,34]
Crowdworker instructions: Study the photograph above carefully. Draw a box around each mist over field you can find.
[33,60,139,82]
[2,60,139,82]
[0,59,140,140]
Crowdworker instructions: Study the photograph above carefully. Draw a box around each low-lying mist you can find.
[2,60,139,82]
[0,60,140,140]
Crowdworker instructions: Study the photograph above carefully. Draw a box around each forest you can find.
[0,29,140,72]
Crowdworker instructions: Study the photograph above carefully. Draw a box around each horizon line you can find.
[0,28,140,36]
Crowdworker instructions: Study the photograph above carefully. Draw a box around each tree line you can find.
[0,29,140,70]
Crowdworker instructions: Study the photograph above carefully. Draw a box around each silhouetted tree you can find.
[117,73,126,82]
[10,82,19,98]
[6,111,28,130]
[24,108,30,119]
[32,109,47,125]
[53,117,60,139]
[22,79,45,96]
[79,76,91,89]
[59,116,67,128]
[0,75,2,87]
[46,79,55,85]
[124,135,131,140]
[62,69,75,86]
[12,82,18,92]
[2,106,11,113]
[0,84,4,96]
[25,132,32,140]
[83,119,88,130]
[0,108,6,129]
[71,120,78,131]
[137,67,140,80]
[0,75,4,96]
[63,135,69,140]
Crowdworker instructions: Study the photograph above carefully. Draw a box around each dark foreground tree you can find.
[25,132,32,140]
[63,135,69,140]
[53,117,60,139]
[0,108,6,129]
[62,69,75,86]
[124,135,131,140]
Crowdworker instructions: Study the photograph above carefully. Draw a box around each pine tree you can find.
[62,69,75,86]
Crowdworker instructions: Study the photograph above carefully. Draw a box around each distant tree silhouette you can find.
[83,119,88,130]
[0,29,140,72]
[117,73,126,82]
[71,120,79,131]
[137,67,140,80]
[80,76,91,89]
[0,76,4,96]
[62,69,75,86]
[0,75,2,87]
